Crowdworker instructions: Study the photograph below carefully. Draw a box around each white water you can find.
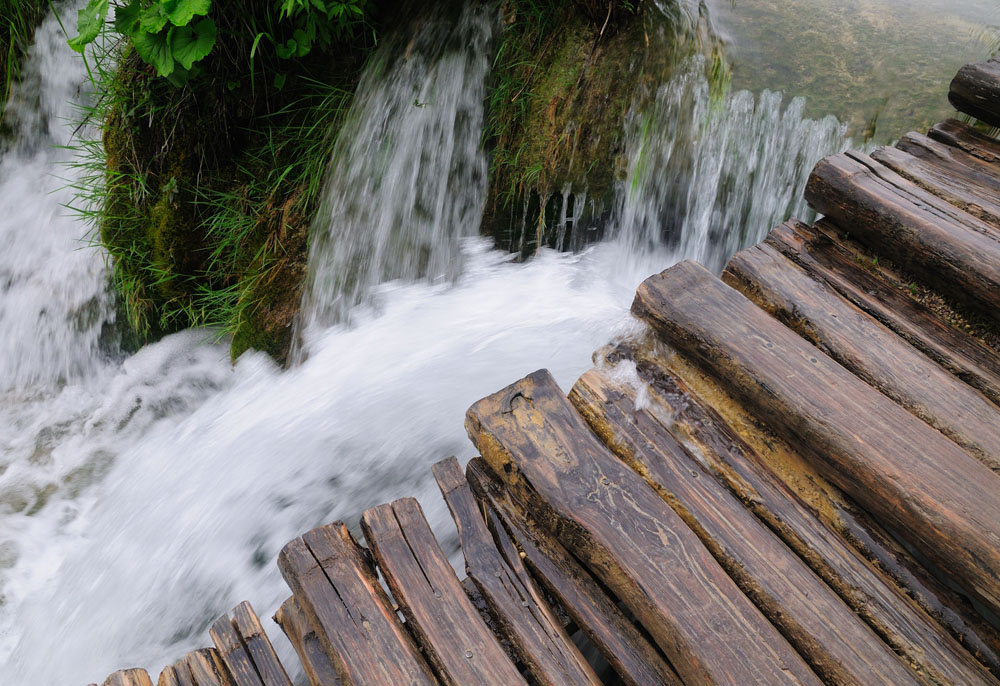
[0,4,851,683]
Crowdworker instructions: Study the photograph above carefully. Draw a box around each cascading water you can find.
[0,2,864,683]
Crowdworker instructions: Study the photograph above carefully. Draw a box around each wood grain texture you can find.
[610,343,1000,683]
[804,152,1000,325]
[185,649,234,686]
[724,241,1000,471]
[466,370,822,686]
[872,134,1000,227]
[432,457,601,686]
[929,119,1000,165]
[230,603,291,686]
[277,523,438,686]
[632,260,1000,618]
[274,597,341,686]
[570,367,923,686]
[464,457,683,686]
[157,667,182,686]
[361,497,527,686]
[950,57,1000,128]
[765,219,1000,407]
[210,613,263,686]
[104,670,154,686]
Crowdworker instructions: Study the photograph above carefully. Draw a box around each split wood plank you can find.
[804,151,1000,325]
[466,370,822,686]
[872,134,1000,227]
[464,456,690,686]
[230,602,291,686]
[765,219,1000,407]
[361,497,527,686]
[633,259,1000,618]
[104,670,153,686]
[612,342,1000,682]
[210,612,263,686]
[950,57,1000,128]
[157,667,181,686]
[185,649,235,686]
[277,522,438,686]
[929,119,1000,165]
[724,241,1000,471]
[169,660,197,686]
[274,597,341,686]
[431,457,601,686]
[570,367,923,686]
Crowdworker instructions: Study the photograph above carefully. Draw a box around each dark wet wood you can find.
[185,649,234,686]
[230,603,291,686]
[872,134,1000,227]
[609,342,1000,683]
[432,457,601,686]
[723,241,1000,471]
[805,152,1000,325]
[929,119,1000,165]
[633,260,1000,618]
[466,370,821,686]
[950,57,1000,128]
[765,219,1000,407]
[570,368,924,686]
[361,497,527,686]
[104,670,153,686]
[170,660,197,686]
[210,612,263,686]
[277,523,438,686]
[274,597,341,686]
[464,457,683,686]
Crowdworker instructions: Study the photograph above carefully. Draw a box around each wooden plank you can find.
[171,660,197,686]
[157,667,181,686]
[570,367,924,686]
[464,457,688,686]
[724,241,1000,472]
[104,670,153,686]
[929,119,1000,165]
[872,135,1000,227]
[210,613,263,686]
[361,497,527,686]
[804,151,1000,325]
[277,523,438,686]
[611,342,1000,682]
[431,457,602,686]
[466,370,822,686]
[273,597,341,686]
[950,57,1000,128]
[765,219,1000,407]
[632,259,1000,618]
[230,602,292,686]
[185,649,234,686]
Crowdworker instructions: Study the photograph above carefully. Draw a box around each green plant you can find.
[1,0,50,126]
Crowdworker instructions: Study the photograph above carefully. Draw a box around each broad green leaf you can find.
[275,38,296,59]
[139,3,169,33]
[273,72,287,90]
[133,28,174,77]
[163,0,212,27]
[114,1,141,34]
[292,28,311,56]
[169,17,216,70]
[67,0,109,53]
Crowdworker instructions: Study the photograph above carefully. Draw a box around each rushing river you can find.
[0,1,993,682]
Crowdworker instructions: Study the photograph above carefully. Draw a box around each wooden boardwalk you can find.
[91,59,1000,686]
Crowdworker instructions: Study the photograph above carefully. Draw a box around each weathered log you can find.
[157,668,180,686]
[169,661,197,686]
[929,119,1000,165]
[432,457,601,686]
[765,220,1000,407]
[210,613,264,686]
[872,134,1000,227]
[104,670,153,686]
[805,152,1000,325]
[570,367,925,685]
[361,497,527,686]
[632,260,1000,618]
[185,649,235,686]
[273,597,341,686]
[950,57,1000,128]
[276,523,438,686]
[724,241,1000,471]
[466,371,821,686]
[612,342,1000,682]
[464,457,684,686]
[229,603,291,686]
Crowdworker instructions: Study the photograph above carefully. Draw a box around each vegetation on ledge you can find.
[1,0,49,130]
